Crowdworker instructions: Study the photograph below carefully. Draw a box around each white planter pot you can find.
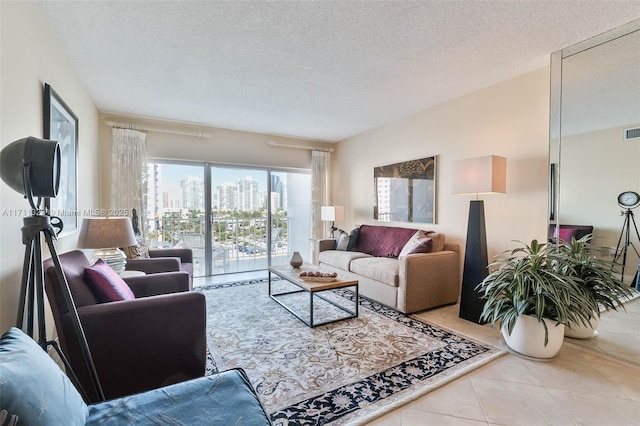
[501,315,564,359]
[565,315,600,339]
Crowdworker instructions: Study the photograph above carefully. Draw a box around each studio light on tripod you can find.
[1,135,104,401]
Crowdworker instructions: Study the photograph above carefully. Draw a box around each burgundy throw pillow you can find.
[357,225,418,258]
[399,230,433,257]
[84,260,136,303]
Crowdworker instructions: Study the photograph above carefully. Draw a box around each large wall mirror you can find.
[550,19,640,365]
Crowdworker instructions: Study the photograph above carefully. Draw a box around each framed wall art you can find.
[374,156,436,224]
[44,83,78,235]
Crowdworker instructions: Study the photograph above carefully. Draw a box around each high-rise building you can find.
[217,183,237,211]
[270,175,283,209]
[237,176,260,211]
[181,176,204,211]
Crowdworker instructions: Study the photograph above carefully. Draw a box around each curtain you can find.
[111,128,148,242]
[311,149,330,263]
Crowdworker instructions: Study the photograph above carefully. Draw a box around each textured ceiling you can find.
[35,1,640,142]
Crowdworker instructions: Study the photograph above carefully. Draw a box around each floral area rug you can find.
[198,278,503,425]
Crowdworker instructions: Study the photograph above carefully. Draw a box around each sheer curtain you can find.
[311,149,330,262]
[111,128,148,241]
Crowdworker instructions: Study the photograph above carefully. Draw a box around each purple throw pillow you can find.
[84,259,136,303]
[358,225,418,258]
[399,230,433,256]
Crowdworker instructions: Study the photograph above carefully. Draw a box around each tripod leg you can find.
[613,213,628,264]
[46,339,91,403]
[16,238,33,330]
[629,212,640,257]
[43,231,105,402]
[34,233,47,347]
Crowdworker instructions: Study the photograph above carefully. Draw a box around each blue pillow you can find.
[0,327,88,425]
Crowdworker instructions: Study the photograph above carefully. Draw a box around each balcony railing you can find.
[145,216,289,276]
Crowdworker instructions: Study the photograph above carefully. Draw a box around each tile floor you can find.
[369,302,640,426]
[194,274,640,426]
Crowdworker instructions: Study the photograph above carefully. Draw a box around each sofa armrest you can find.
[318,239,337,252]
[124,271,191,296]
[125,257,181,274]
[74,292,206,400]
[398,248,460,313]
[149,248,193,264]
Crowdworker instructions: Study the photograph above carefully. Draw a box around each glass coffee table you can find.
[268,264,359,327]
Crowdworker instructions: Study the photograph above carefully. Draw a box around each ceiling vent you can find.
[624,127,640,141]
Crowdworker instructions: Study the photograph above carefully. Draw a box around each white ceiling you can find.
[35,1,640,142]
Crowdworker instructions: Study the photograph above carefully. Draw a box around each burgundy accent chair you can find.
[44,250,206,403]
[125,248,194,286]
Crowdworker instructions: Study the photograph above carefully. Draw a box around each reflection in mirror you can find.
[550,20,640,365]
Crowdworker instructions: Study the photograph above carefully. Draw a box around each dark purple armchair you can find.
[125,248,194,285]
[44,250,206,403]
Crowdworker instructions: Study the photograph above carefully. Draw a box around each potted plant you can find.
[558,235,634,338]
[476,239,596,359]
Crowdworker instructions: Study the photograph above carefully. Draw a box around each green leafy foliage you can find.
[475,239,598,346]
[557,235,634,326]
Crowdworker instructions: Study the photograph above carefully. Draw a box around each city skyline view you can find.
[147,163,287,216]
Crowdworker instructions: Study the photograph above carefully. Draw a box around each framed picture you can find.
[374,156,436,224]
[44,83,78,236]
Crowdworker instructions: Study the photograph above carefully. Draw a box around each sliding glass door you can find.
[210,166,311,274]
[146,160,310,277]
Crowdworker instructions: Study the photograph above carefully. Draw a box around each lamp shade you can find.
[321,206,345,222]
[450,155,507,195]
[77,217,137,249]
[0,137,60,198]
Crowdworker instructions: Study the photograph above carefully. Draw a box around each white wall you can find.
[334,67,551,265]
[0,1,101,334]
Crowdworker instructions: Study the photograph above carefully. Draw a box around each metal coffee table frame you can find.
[268,265,359,327]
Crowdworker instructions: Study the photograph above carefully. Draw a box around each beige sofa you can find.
[317,225,460,314]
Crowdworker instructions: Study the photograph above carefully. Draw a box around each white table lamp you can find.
[321,206,345,238]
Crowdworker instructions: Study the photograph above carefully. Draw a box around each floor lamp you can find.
[451,155,506,324]
[0,137,104,402]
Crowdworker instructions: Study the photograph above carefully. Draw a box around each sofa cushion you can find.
[336,228,361,251]
[358,225,418,258]
[122,241,150,259]
[0,327,89,425]
[87,369,270,426]
[336,229,350,250]
[318,250,373,271]
[426,231,445,252]
[350,257,400,287]
[399,230,433,256]
[84,259,136,302]
[347,227,360,251]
